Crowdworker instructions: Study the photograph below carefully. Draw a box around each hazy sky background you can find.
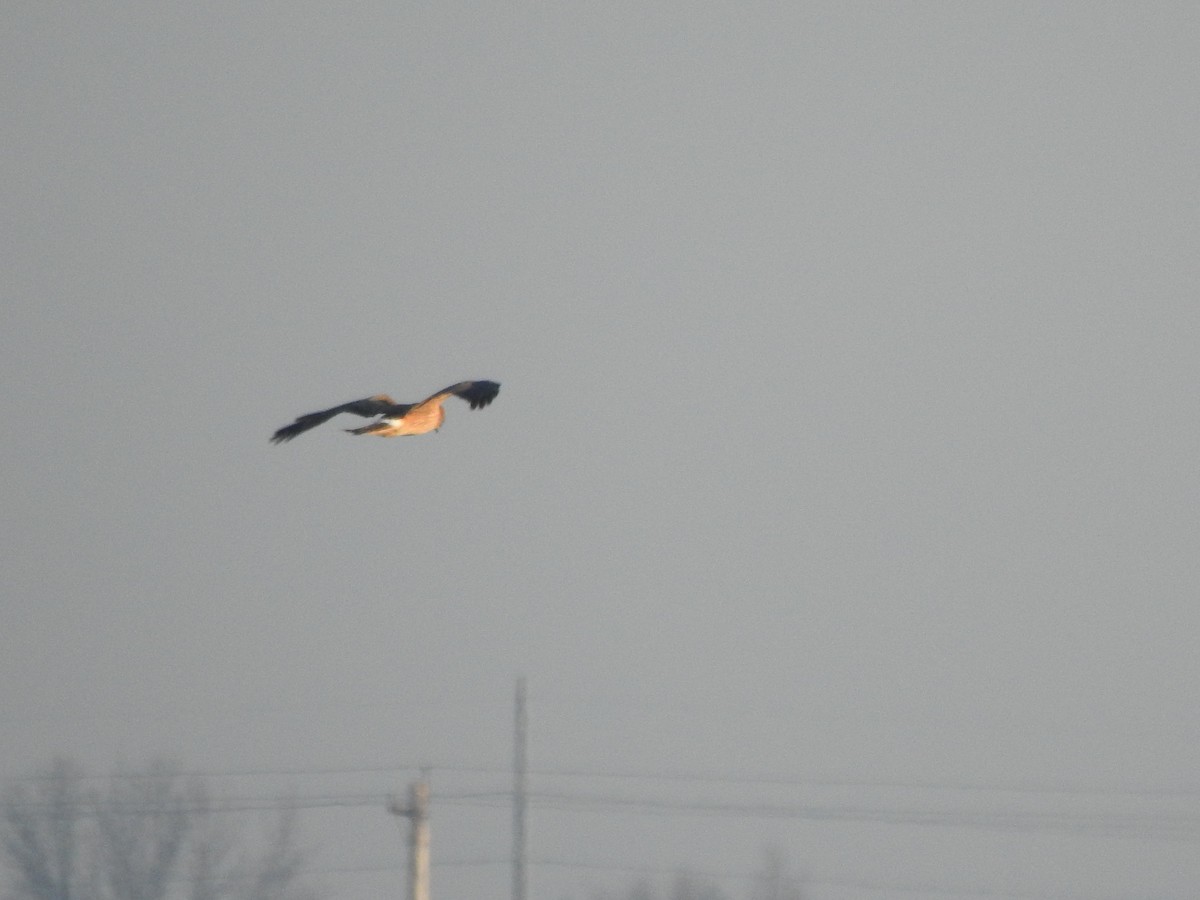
[3,3,1199,898]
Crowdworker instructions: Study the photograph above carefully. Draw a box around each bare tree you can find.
[0,760,320,900]
[230,804,316,900]
[0,759,91,900]
[93,762,190,900]
[670,869,727,900]
[580,850,802,900]
[183,782,238,900]
[749,847,804,900]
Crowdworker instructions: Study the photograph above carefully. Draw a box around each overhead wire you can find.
[10,761,1200,800]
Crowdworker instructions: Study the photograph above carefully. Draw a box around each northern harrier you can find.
[270,380,500,444]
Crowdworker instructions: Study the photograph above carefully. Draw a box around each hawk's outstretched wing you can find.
[270,394,405,443]
[417,381,501,411]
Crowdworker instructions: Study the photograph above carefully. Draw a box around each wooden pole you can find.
[410,781,429,900]
[513,677,528,900]
[390,780,430,900]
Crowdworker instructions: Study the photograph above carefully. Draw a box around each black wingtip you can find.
[466,380,500,409]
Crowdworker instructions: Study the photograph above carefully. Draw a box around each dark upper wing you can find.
[420,380,501,410]
[270,394,406,443]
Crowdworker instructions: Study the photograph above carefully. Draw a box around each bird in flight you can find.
[270,380,500,444]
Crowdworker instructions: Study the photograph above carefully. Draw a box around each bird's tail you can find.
[346,422,389,436]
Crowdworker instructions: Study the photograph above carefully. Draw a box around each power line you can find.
[11,786,1198,840]
[442,790,1200,841]
[11,761,1200,801]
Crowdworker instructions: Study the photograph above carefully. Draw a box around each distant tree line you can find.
[587,847,805,900]
[0,758,320,900]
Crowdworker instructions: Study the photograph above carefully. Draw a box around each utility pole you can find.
[389,780,430,900]
[512,676,528,900]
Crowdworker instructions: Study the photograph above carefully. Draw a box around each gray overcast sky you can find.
[3,3,1199,899]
